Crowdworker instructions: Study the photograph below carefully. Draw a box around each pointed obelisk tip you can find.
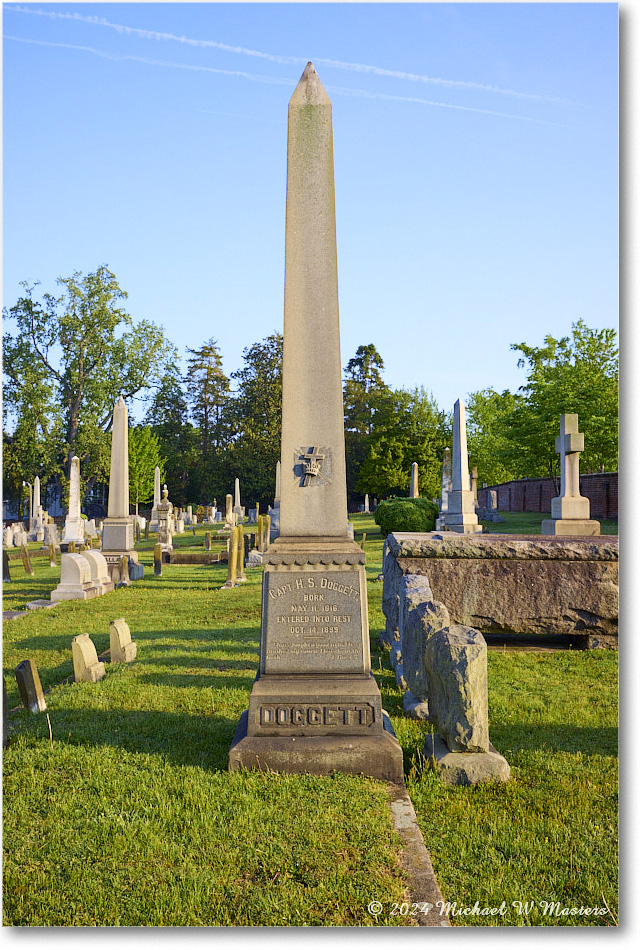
[291,61,331,106]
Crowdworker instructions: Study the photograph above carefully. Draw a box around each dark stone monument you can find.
[3,550,11,583]
[229,64,403,783]
[154,542,162,576]
[15,659,47,713]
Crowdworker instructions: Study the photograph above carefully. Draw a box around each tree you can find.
[185,339,230,455]
[3,266,177,493]
[505,321,618,477]
[128,426,165,516]
[144,369,199,506]
[357,387,450,499]
[343,344,392,505]
[465,389,519,486]
[228,333,283,506]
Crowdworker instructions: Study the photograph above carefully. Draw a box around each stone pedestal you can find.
[230,537,404,783]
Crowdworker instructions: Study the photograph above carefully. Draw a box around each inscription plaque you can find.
[262,569,367,674]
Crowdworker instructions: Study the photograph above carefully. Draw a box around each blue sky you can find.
[3,1,619,419]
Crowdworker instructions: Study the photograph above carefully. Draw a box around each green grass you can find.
[480,510,618,535]
[3,517,618,926]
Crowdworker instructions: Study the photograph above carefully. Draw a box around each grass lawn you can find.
[3,517,618,926]
[481,510,618,535]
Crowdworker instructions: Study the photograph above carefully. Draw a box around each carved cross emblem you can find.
[299,447,326,487]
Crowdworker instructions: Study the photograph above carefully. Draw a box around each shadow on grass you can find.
[36,708,238,772]
[491,723,618,757]
[135,670,257,690]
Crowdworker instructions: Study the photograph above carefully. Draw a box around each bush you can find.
[374,497,439,536]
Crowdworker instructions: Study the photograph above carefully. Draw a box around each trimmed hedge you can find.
[374,496,439,536]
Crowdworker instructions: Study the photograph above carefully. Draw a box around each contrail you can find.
[5,4,572,104]
[5,35,555,124]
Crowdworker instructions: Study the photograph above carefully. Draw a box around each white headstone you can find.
[542,414,600,536]
[61,457,85,545]
[51,553,99,601]
[443,400,482,534]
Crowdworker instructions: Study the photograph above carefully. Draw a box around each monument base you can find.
[424,734,510,786]
[229,707,404,784]
[541,519,601,537]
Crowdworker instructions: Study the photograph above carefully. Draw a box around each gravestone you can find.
[102,396,138,582]
[61,457,85,548]
[101,398,141,578]
[470,466,479,509]
[51,553,98,601]
[110,618,137,663]
[15,659,47,713]
[3,526,13,547]
[364,493,370,514]
[48,544,57,568]
[229,64,403,783]
[443,400,482,534]
[20,545,35,576]
[150,465,161,529]
[81,550,114,595]
[154,542,162,576]
[222,528,238,588]
[236,525,247,583]
[435,448,452,530]
[225,494,236,529]
[409,462,420,498]
[156,485,173,552]
[3,551,11,583]
[71,634,105,683]
[233,478,245,521]
[542,414,600,536]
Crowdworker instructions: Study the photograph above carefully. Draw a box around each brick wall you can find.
[478,472,618,520]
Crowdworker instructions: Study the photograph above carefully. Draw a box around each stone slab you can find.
[424,734,510,786]
[542,519,601,536]
[229,708,404,784]
[388,533,618,644]
[25,600,59,611]
[168,551,224,564]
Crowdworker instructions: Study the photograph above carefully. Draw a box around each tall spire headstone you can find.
[229,64,403,782]
[61,457,85,549]
[101,396,142,578]
[443,400,482,534]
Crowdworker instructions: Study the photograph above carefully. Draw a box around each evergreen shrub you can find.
[374,497,439,536]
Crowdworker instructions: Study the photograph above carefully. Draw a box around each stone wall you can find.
[477,472,618,520]
[384,532,618,649]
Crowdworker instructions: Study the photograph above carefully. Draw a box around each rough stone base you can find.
[423,734,510,786]
[229,708,404,784]
[402,691,430,720]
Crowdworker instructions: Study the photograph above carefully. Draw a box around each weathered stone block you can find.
[110,618,137,663]
[424,625,489,753]
[399,574,450,705]
[81,550,114,596]
[15,659,47,713]
[71,634,105,683]
[387,532,618,646]
[424,734,510,786]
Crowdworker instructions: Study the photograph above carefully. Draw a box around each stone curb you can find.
[387,784,450,927]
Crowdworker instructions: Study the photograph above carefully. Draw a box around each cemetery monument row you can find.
[229,63,403,782]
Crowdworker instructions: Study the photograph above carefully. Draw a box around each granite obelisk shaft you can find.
[279,63,347,538]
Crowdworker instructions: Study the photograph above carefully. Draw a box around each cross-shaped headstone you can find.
[299,447,325,486]
[555,413,584,498]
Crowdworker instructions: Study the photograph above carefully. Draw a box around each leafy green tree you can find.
[3,266,177,493]
[505,321,618,477]
[228,333,283,507]
[343,344,391,505]
[357,387,450,500]
[144,369,199,505]
[465,388,519,486]
[128,426,165,516]
[185,339,230,455]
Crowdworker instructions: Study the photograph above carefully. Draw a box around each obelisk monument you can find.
[229,63,403,782]
[443,399,482,534]
[61,457,85,549]
[150,466,161,530]
[101,396,140,576]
